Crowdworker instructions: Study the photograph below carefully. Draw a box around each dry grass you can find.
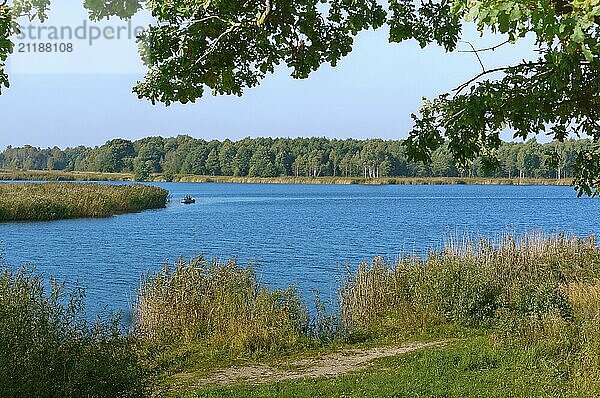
[173,175,573,186]
[0,169,133,181]
[565,281,600,320]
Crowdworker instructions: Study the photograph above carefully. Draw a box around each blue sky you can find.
[0,3,536,149]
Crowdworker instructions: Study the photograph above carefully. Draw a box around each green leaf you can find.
[582,45,594,61]
[572,25,586,43]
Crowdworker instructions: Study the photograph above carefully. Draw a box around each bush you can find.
[0,266,148,398]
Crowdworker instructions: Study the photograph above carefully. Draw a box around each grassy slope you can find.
[0,169,573,186]
[180,336,584,398]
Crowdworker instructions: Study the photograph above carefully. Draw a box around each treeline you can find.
[0,136,590,181]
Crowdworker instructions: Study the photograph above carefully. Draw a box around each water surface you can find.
[1,183,598,314]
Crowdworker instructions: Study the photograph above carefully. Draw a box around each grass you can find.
[149,234,600,397]
[4,233,600,397]
[0,182,168,221]
[0,169,134,181]
[169,174,574,186]
[340,234,600,334]
[134,257,312,353]
[0,168,573,186]
[183,337,584,398]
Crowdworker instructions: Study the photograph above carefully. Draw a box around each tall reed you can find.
[340,233,600,333]
[134,257,311,354]
[0,183,168,221]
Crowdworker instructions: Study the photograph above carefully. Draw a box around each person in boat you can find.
[182,195,195,203]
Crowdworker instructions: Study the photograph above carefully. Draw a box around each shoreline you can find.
[0,169,574,187]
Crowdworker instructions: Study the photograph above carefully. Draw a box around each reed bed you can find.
[0,169,133,181]
[338,233,600,392]
[135,233,600,359]
[340,234,600,333]
[134,257,311,354]
[0,183,168,221]
[5,233,600,395]
[175,175,572,186]
[565,281,600,320]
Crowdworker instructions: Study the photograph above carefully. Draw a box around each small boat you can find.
[181,195,196,204]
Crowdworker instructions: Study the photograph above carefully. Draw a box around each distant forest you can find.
[0,136,590,181]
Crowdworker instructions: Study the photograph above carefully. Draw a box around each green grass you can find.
[135,234,600,397]
[182,336,587,398]
[0,182,168,221]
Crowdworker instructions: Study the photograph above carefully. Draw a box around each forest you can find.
[0,136,590,182]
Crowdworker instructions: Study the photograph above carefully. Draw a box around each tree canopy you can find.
[1,0,600,194]
[1,136,590,182]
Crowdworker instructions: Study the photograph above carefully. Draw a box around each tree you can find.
[3,135,592,182]
[233,145,252,176]
[47,147,67,170]
[248,147,276,177]
[131,0,600,195]
[431,144,456,177]
[273,141,292,176]
[307,150,325,177]
[205,148,221,176]
[329,149,340,177]
[91,139,135,173]
[162,135,196,175]
[135,137,165,173]
[498,143,519,179]
[180,145,207,175]
[3,0,600,193]
[517,140,542,179]
[292,155,305,177]
[134,159,153,182]
[218,140,236,176]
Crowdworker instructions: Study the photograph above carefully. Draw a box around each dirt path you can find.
[175,341,448,388]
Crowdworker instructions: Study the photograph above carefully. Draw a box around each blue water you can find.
[1,183,598,315]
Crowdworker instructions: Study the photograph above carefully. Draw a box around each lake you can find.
[1,183,599,316]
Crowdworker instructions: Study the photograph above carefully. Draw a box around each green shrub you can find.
[0,265,148,398]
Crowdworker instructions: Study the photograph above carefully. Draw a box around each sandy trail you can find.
[174,340,448,388]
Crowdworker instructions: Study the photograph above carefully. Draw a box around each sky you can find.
[0,2,537,150]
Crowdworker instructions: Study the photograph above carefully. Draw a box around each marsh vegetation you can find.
[4,233,600,396]
[0,266,147,397]
[0,183,168,221]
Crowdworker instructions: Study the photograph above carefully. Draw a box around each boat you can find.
[181,195,196,204]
